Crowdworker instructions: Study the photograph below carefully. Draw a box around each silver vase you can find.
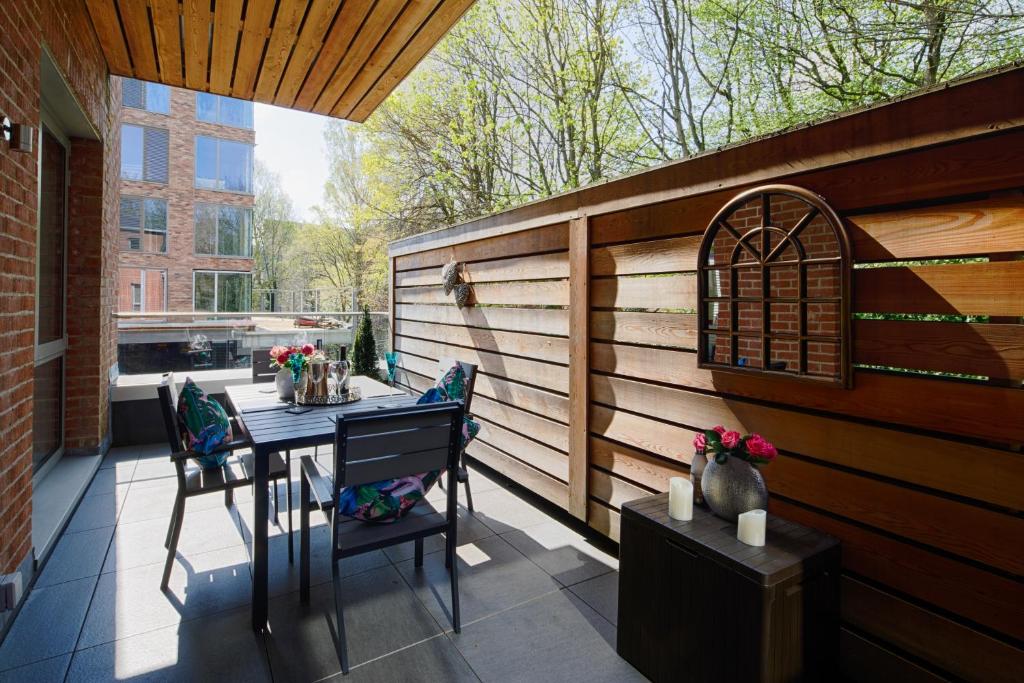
[701,455,768,522]
[275,369,294,401]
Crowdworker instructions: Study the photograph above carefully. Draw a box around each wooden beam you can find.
[568,216,590,521]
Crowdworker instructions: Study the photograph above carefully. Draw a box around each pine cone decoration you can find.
[441,261,461,295]
[453,283,471,308]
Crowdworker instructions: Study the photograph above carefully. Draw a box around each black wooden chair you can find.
[299,401,465,674]
[436,358,478,511]
[157,372,290,590]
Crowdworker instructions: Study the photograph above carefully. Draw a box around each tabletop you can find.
[225,375,419,453]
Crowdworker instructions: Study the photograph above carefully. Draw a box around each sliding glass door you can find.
[33,123,68,474]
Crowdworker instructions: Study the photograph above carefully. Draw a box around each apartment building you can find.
[117,78,255,313]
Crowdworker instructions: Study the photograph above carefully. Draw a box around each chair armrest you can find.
[300,455,335,510]
[169,450,192,462]
[168,435,251,462]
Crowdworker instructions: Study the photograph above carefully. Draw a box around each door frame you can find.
[32,106,70,484]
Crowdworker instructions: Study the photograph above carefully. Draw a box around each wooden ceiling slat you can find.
[150,0,183,86]
[116,0,159,81]
[292,0,375,111]
[232,1,276,99]
[85,0,133,74]
[348,0,474,121]
[253,0,309,103]
[334,0,446,119]
[85,0,475,121]
[182,0,212,91]
[274,0,343,108]
[209,0,245,94]
[314,1,410,115]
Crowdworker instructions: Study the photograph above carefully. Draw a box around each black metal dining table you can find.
[225,375,419,632]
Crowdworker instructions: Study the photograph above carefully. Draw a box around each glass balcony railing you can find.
[114,310,390,376]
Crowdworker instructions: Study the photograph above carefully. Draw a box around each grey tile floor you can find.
[0,443,644,682]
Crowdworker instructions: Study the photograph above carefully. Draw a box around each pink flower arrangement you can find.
[694,425,777,465]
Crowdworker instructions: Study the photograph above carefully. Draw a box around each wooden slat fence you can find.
[389,68,1024,682]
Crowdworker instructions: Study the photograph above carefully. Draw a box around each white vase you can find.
[275,369,294,401]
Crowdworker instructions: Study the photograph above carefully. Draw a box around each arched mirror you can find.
[697,184,852,387]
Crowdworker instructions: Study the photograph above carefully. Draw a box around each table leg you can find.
[252,444,270,632]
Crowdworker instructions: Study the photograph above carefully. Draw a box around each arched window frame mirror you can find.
[696,184,853,387]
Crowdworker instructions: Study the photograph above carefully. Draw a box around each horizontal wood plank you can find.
[839,629,948,683]
[841,576,1024,683]
[395,303,569,336]
[395,280,569,306]
[772,498,1024,642]
[590,342,1024,444]
[396,336,569,393]
[854,261,1024,316]
[591,373,1024,510]
[475,417,569,481]
[396,251,569,287]
[590,311,697,348]
[854,319,1024,380]
[589,436,685,492]
[467,440,569,510]
[587,500,621,543]
[590,235,701,275]
[592,274,696,310]
[471,395,569,453]
[849,193,1024,261]
[589,467,655,509]
[395,319,568,364]
[395,223,568,271]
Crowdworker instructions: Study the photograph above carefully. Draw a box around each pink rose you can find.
[277,353,290,365]
[301,343,315,355]
[693,432,706,451]
[745,434,777,462]
[270,345,286,358]
[712,425,726,435]
[720,430,741,449]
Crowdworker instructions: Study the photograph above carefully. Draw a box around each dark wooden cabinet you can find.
[617,494,840,683]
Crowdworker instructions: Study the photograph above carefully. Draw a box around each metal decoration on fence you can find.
[453,283,471,308]
[441,260,461,295]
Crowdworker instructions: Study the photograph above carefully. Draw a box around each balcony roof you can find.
[84,0,474,122]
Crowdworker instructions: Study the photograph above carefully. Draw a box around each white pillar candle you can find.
[668,477,693,521]
[737,509,767,546]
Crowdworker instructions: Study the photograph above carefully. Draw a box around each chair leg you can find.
[300,476,311,603]
[461,453,474,512]
[163,498,178,549]
[332,560,350,675]
[224,487,233,508]
[161,493,185,591]
[273,478,280,526]
[286,452,294,565]
[414,538,424,568]
[449,536,460,632]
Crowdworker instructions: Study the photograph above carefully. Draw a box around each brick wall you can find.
[118,85,255,312]
[0,0,117,576]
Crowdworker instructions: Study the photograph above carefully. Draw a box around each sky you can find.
[254,103,333,222]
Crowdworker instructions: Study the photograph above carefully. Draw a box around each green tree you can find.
[351,308,381,381]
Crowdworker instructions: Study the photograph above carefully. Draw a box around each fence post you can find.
[568,215,590,521]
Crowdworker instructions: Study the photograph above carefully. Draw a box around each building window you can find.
[122,78,170,114]
[196,92,254,129]
[195,136,253,193]
[120,196,168,252]
[121,125,169,183]
[194,204,253,257]
[697,184,852,386]
[119,268,166,312]
[193,271,252,312]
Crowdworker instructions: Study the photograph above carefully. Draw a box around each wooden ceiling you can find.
[84,0,475,122]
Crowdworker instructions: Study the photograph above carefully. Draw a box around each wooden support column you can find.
[568,215,590,520]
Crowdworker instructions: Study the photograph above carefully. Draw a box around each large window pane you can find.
[219,140,252,192]
[121,125,144,180]
[194,272,216,311]
[120,197,142,251]
[195,137,217,189]
[145,83,170,114]
[218,273,251,312]
[39,127,66,346]
[216,206,243,256]
[194,204,217,254]
[220,98,253,128]
[143,199,167,252]
[196,93,217,122]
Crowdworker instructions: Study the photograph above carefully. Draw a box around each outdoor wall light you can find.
[1,116,35,153]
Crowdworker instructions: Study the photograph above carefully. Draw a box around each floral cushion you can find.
[337,363,479,523]
[176,378,233,469]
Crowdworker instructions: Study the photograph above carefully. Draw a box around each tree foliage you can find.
[351,307,382,380]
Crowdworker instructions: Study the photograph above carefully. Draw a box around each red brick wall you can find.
[0,0,117,573]
[118,85,255,312]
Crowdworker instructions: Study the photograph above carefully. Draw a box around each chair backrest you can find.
[333,402,464,490]
[437,358,478,414]
[157,372,184,453]
[251,348,277,383]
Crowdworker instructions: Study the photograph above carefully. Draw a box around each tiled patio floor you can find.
[0,444,643,682]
